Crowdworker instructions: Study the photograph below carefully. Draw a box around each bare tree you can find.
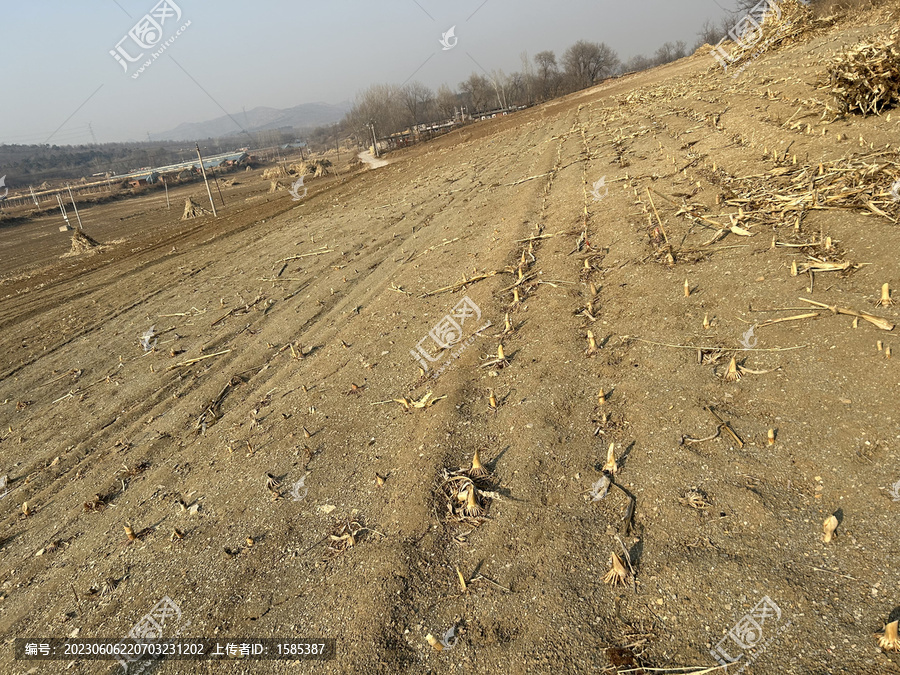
[347,83,406,141]
[534,50,559,100]
[459,73,492,114]
[519,51,536,106]
[696,18,728,48]
[562,40,620,90]
[653,40,688,66]
[434,84,459,121]
[505,71,528,107]
[622,54,655,73]
[489,69,510,110]
[401,81,433,128]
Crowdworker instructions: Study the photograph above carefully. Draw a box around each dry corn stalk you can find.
[799,298,895,331]
[602,443,618,474]
[480,344,509,369]
[324,519,363,558]
[823,29,900,116]
[463,485,483,517]
[393,391,447,410]
[724,356,741,382]
[469,448,489,477]
[877,620,900,652]
[603,552,630,586]
[822,515,838,543]
[707,0,813,73]
[440,466,494,527]
[455,566,468,591]
[585,330,598,356]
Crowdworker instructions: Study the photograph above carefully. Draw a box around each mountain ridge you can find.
[152,100,352,141]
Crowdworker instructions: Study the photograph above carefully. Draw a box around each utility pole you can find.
[369,123,379,158]
[334,124,340,164]
[29,185,39,207]
[65,184,83,230]
[56,194,71,231]
[89,122,97,145]
[195,143,218,217]
[163,176,170,209]
[212,174,225,208]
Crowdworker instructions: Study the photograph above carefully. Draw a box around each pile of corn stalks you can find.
[705,0,814,70]
[823,29,900,116]
[723,152,900,225]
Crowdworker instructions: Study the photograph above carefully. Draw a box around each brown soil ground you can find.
[2,5,900,674]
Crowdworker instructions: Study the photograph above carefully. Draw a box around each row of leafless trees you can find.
[343,39,621,143]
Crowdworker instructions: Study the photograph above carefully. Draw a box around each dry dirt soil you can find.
[2,6,900,675]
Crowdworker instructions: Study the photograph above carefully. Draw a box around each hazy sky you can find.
[0,0,733,145]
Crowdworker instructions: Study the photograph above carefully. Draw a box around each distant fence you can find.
[0,181,117,211]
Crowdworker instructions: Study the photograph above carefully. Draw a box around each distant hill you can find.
[152,101,352,141]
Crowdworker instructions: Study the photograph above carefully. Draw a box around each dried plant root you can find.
[603,552,631,586]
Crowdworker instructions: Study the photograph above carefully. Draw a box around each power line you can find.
[0,124,93,145]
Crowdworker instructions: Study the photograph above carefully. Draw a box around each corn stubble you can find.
[438,451,498,528]
[822,515,839,543]
[877,620,900,652]
[324,519,364,559]
[603,552,631,586]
